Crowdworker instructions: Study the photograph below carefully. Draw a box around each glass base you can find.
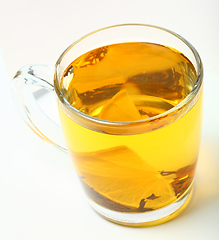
[88,188,192,227]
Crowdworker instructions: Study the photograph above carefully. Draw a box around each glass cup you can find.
[11,24,203,227]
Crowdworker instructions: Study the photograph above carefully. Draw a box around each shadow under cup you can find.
[54,24,203,227]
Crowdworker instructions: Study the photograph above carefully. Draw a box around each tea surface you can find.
[61,42,197,121]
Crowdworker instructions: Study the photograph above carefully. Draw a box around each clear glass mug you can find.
[11,24,203,227]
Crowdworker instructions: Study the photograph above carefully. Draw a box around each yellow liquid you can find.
[58,42,203,212]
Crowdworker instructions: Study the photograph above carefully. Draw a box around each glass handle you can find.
[11,64,67,152]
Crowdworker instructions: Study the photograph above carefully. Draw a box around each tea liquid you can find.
[58,42,202,212]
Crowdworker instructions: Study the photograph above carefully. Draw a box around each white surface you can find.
[0,0,219,239]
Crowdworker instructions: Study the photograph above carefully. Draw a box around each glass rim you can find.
[54,23,203,126]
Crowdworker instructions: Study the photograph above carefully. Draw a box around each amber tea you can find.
[58,42,202,215]
[11,23,203,227]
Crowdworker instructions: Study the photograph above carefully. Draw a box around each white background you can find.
[0,0,219,239]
